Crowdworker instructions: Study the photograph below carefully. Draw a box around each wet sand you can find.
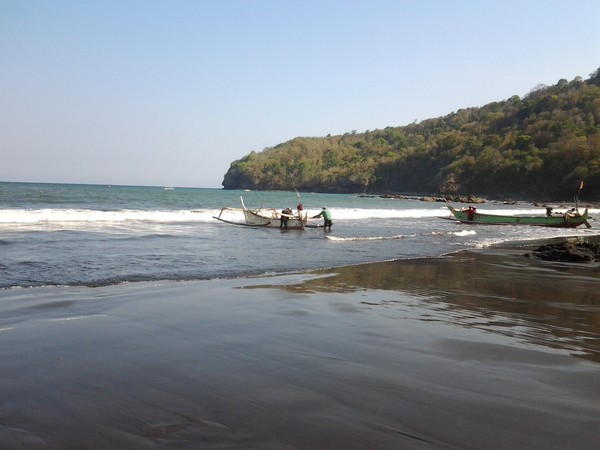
[1,241,599,449]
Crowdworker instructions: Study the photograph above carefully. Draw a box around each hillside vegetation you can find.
[222,68,600,201]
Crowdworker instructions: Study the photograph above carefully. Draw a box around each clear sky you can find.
[2,0,599,188]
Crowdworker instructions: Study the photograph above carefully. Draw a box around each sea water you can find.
[1,181,598,288]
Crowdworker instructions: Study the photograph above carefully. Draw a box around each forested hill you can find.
[222,68,600,201]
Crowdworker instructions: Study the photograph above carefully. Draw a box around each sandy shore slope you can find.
[1,241,599,449]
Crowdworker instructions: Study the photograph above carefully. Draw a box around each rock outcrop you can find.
[531,241,600,262]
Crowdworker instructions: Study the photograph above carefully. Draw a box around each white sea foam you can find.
[46,315,108,322]
[452,230,477,237]
[0,208,216,225]
[2,206,598,226]
[0,206,450,226]
[326,234,414,242]
[331,208,448,220]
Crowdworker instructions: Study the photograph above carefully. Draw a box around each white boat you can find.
[213,197,320,229]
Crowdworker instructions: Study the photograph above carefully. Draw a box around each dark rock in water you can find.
[532,241,600,262]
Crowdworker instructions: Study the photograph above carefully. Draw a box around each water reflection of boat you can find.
[446,204,591,228]
[213,197,320,229]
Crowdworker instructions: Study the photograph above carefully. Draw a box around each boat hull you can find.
[213,197,320,229]
[243,209,316,229]
[447,205,590,228]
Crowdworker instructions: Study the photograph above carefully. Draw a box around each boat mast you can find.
[574,181,584,210]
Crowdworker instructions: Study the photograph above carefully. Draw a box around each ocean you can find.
[2,181,600,448]
[1,181,599,289]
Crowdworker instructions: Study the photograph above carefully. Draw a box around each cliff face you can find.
[223,70,600,201]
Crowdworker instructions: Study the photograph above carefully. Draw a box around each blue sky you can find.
[2,0,599,188]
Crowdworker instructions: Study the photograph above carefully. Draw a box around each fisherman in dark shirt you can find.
[280,208,292,228]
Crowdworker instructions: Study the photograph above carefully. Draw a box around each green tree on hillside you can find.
[222,68,600,200]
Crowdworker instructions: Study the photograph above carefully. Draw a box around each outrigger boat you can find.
[213,197,320,229]
[446,181,592,228]
[446,204,591,228]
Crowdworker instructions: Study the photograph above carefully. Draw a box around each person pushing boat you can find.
[280,207,292,229]
[313,206,333,231]
[296,203,306,223]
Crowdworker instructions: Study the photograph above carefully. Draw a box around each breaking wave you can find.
[326,234,415,242]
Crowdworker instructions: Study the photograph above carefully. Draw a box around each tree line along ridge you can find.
[222,67,600,201]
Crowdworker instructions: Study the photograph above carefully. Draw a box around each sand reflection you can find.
[266,250,600,363]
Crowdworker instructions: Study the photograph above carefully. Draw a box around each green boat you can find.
[446,204,591,228]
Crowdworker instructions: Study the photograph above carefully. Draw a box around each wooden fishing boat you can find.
[213,197,320,229]
[446,204,591,228]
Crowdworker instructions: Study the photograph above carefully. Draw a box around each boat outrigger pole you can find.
[575,181,584,209]
[574,181,592,228]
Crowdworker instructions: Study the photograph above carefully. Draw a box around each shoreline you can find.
[1,237,599,448]
[4,233,600,291]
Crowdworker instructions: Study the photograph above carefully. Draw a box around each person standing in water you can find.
[296,203,306,224]
[313,206,333,231]
[280,208,292,229]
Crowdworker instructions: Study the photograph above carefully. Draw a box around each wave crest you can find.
[326,234,414,242]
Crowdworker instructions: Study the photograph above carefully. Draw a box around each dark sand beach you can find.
[1,240,599,449]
